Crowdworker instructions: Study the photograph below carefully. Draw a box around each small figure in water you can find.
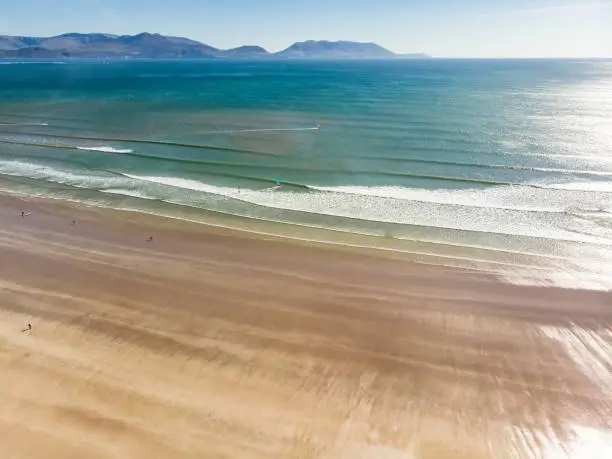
[275,179,281,189]
[71,220,76,226]
[21,211,25,217]
[238,185,241,194]
[146,236,154,242]
[27,323,32,331]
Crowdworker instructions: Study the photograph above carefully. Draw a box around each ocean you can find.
[1,58,611,289]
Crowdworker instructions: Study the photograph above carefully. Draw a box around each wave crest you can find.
[77,146,133,154]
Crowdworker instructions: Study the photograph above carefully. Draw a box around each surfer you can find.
[275,179,281,189]
[315,121,320,129]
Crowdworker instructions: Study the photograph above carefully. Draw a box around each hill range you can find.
[0,33,430,59]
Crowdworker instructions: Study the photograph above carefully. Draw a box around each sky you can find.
[1,0,611,57]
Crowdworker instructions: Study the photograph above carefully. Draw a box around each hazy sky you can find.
[1,0,611,57]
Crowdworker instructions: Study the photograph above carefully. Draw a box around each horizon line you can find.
[2,32,610,59]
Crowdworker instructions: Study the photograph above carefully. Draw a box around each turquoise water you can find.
[1,58,611,288]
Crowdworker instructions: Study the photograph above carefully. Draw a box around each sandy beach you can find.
[0,194,611,459]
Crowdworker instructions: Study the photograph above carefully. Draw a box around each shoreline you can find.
[1,193,611,458]
[3,183,609,292]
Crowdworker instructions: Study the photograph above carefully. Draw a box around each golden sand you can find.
[0,196,610,458]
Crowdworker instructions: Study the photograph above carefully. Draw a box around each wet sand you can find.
[0,195,611,459]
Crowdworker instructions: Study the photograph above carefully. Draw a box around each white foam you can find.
[308,184,610,214]
[3,163,612,290]
[0,61,67,65]
[100,188,158,200]
[0,160,130,190]
[77,146,133,154]
[122,174,612,245]
[201,125,319,134]
[547,181,612,192]
[502,269,612,291]
[5,166,611,246]
[0,122,48,126]
[310,185,526,207]
[121,174,285,202]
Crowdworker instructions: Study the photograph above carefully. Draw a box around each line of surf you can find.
[351,155,612,177]
[112,170,307,189]
[0,130,276,156]
[346,142,612,163]
[98,186,573,261]
[198,126,320,134]
[0,138,520,187]
[4,185,604,287]
[109,189,568,266]
[99,188,158,200]
[80,147,592,184]
[74,143,612,179]
[77,146,133,154]
[0,159,128,190]
[3,130,609,179]
[0,61,66,65]
[0,122,49,127]
[108,157,541,189]
[0,139,303,187]
[0,185,521,275]
[4,137,611,193]
[0,139,78,151]
[5,165,609,249]
[72,146,575,189]
[8,149,603,216]
[9,149,605,217]
[307,184,612,206]
[115,173,612,246]
[2,160,610,248]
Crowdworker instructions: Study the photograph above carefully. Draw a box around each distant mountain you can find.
[0,32,223,58]
[275,40,395,59]
[225,45,270,58]
[0,35,43,50]
[40,33,119,51]
[5,46,67,58]
[0,33,428,59]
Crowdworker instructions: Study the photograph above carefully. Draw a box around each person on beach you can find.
[71,220,76,226]
[21,211,24,217]
[146,236,154,242]
[27,323,31,331]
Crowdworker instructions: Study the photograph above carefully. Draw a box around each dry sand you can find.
[0,195,611,459]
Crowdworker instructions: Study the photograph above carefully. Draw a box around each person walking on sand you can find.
[27,323,31,331]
